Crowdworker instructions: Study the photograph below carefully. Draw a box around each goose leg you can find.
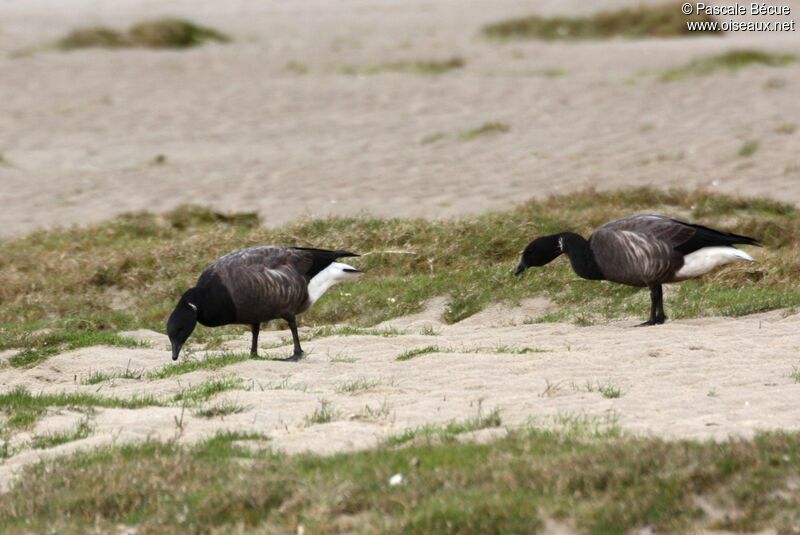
[638,284,666,326]
[284,316,304,361]
[250,323,260,356]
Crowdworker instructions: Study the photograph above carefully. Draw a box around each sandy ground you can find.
[0,0,799,236]
[2,0,800,506]
[1,300,800,490]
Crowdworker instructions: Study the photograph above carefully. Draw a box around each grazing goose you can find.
[514,214,760,325]
[167,246,362,361]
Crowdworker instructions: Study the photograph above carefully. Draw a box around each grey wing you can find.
[590,215,689,286]
[202,246,310,322]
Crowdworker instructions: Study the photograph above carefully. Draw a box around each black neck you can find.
[559,232,605,281]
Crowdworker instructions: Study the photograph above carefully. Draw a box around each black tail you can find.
[292,247,359,278]
[676,223,761,255]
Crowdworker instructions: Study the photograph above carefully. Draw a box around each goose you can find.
[514,214,760,325]
[167,246,362,361]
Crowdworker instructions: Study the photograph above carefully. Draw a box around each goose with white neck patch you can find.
[167,246,362,361]
[514,214,760,326]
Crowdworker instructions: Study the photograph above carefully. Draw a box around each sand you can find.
[0,0,799,236]
[2,302,800,490]
[1,0,800,497]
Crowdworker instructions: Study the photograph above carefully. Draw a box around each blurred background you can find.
[1,0,798,236]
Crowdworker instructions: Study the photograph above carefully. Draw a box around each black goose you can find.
[514,214,760,325]
[167,246,362,361]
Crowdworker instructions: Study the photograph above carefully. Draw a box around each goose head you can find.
[167,297,198,361]
[514,234,564,276]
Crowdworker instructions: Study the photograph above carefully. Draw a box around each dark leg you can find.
[284,316,304,361]
[250,323,260,356]
[637,284,667,326]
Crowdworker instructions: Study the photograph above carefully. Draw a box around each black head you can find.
[514,234,564,276]
[166,299,198,361]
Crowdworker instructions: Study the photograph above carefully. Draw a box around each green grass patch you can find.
[599,384,622,399]
[397,345,443,361]
[194,401,247,419]
[335,377,380,394]
[1,188,799,367]
[172,376,245,404]
[386,408,503,447]
[660,49,797,81]
[482,3,720,40]
[342,57,464,76]
[739,140,760,157]
[12,425,800,532]
[305,399,339,426]
[5,330,145,369]
[30,418,93,449]
[147,352,250,379]
[82,361,144,385]
[459,121,511,140]
[58,18,229,50]
[0,387,164,432]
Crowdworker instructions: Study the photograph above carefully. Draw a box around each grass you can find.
[82,361,144,385]
[1,187,799,367]
[660,50,797,81]
[342,57,463,76]
[6,331,145,368]
[598,384,622,399]
[790,367,800,383]
[335,377,380,394]
[459,122,511,140]
[172,376,245,404]
[30,418,93,449]
[739,140,760,157]
[386,407,503,446]
[0,387,164,432]
[397,346,443,361]
[305,399,339,425]
[58,18,230,50]
[147,352,251,379]
[4,426,800,532]
[194,401,247,419]
[421,122,510,145]
[482,3,720,40]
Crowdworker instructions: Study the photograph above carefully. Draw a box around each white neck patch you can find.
[187,302,197,312]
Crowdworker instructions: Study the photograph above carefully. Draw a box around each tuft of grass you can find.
[738,140,760,157]
[57,18,229,50]
[459,122,511,140]
[172,376,245,404]
[30,418,93,449]
[82,361,144,385]
[6,331,145,369]
[775,123,797,135]
[482,3,720,40]
[57,27,128,50]
[397,346,443,361]
[790,367,800,383]
[343,57,464,76]
[305,399,339,426]
[5,428,800,532]
[386,407,502,447]
[194,401,247,419]
[148,353,250,379]
[599,384,622,399]
[335,377,380,394]
[0,387,164,431]
[660,50,797,81]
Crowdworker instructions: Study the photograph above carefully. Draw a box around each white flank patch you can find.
[675,246,755,279]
